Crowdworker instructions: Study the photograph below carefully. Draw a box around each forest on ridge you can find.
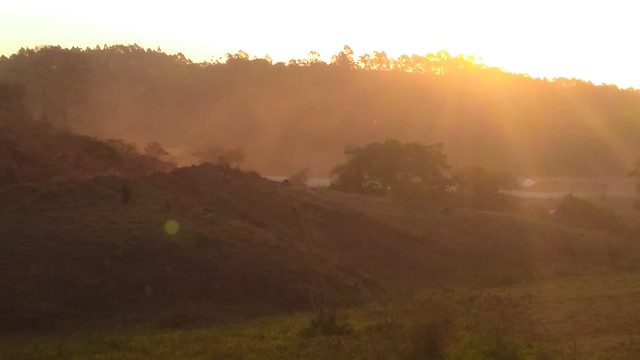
[1,44,639,177]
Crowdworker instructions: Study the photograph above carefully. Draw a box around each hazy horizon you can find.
[2,0,639,89]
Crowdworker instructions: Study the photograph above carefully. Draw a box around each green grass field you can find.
[4,271,640,359]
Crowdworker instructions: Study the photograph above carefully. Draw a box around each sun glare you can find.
[1,0,639,88]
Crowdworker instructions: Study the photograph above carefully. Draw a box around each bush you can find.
[302,291,352,337]
[302,306,352,337]
[403,290,552,360]
[552,195,625,235]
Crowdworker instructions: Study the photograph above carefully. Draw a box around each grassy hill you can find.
[1,163,637,333]
[6,272,640,359]
[3,69,640,358]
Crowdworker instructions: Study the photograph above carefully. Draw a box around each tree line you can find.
[1,44,639,177]
[330,139,517,211]
[331,139,640,233]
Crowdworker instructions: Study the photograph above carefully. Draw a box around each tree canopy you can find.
[330,140,451,200]
[1,45,639,177]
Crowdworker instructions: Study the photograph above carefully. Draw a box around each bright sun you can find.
[1,0,638,88]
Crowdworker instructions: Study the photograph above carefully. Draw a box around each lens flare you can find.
[164,219,180,235]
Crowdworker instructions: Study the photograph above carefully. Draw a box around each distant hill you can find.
[1,163,636,331]
[1,45,639,177]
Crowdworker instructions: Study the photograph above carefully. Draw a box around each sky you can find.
[1,0,639,88]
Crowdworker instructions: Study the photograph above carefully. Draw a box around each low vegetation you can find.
[6,273,640,359]
[2,46,640,359]
[551,194,629,236]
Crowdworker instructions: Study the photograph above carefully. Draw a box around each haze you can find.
[4,0,640,357]
[2,0,639,89]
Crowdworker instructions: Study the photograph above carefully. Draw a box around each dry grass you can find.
[1,164,639,359]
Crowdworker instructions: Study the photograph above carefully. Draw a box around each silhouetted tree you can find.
[218,147,245,168]
[330,139,452,201]
[193,146,245,168]
[2,45,639,177]
[12,46,90,124]
[330,45,356,69]
[360,51,392,71]
[106,139,138,156]
[193,146,223,164]
[144,142,170,160]
[305,51,323,66]
[226,50,250,62]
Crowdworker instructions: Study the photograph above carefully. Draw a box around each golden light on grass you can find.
[164,219,180,235]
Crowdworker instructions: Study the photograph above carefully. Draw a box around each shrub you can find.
[302,306,352,337]
[302,290,352,337]
[552,195,625,235]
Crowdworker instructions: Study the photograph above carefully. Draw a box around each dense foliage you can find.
[1,45,639,176]
[330,140,451,200]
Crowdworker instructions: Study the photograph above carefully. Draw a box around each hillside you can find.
[2,45,639,177]
[0,83,174,187]
[3,46,640,358]
[2,163,637,331]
